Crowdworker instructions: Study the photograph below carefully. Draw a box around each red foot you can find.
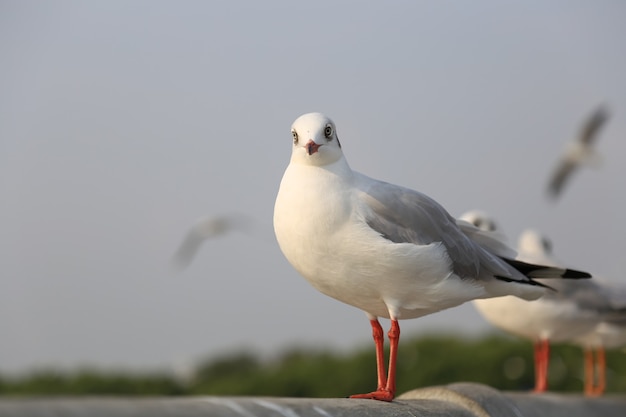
[349,390,394,402]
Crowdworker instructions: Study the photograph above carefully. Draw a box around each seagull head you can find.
[290,112,343,166]
[518,230,553,258]
[459,210,500,233]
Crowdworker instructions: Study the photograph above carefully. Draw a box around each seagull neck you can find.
[324,157,353,179]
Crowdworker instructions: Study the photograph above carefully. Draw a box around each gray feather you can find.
[357,176,526,282]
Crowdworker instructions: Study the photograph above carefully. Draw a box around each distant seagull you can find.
[454,209,507,243]
[172,213,252,270]
[547,105,609,199]
[461,211,622,395]
[574,282,626,396]
[273,112,590,401]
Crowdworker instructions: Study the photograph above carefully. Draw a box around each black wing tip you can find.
[494,275,556,291]
[563,268,592,279]
[501,257,592,280]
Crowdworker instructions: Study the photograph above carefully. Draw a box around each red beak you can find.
[305,140,321,155]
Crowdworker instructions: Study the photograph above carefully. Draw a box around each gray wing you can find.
[606,284,626,310]
[456,219,517,259]
[357,175,519,281]
[597,282,626,325]
[579,105,609,146]
[547,159,576,198]
[543,279,625,317]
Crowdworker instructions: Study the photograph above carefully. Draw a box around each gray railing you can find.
[0,383,624,417]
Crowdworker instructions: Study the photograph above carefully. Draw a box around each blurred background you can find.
[1,0,625,395]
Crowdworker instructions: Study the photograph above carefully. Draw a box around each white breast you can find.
[274,161,486,320]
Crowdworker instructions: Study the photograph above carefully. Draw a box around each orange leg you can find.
[385,319,400,398]
[584,347,607,396]
[369,319,387,390]
[593,347,606,396]
[350,319,399,402]
[533,338,549,392]
[584,348,595,396]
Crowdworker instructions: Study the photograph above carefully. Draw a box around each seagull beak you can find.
[305,140,322,155]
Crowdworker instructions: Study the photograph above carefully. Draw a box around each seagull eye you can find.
[324,124,333,140]
[291,130,299,144]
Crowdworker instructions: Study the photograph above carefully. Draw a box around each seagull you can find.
[273,112,590,401]
[574,282,626,396]
[171,213,252,270]
[546,105,609,199]
[461,211,621,394]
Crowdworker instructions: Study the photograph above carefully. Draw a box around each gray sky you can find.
[1,1,625,374]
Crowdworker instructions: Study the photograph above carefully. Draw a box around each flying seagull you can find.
[547,105,609,199]
[171,213,252,270]
[274,112,590,401]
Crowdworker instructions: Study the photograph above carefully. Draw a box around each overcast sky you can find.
[1,1,625,374]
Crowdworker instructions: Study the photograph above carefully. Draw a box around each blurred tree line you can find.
[1,333,624,396]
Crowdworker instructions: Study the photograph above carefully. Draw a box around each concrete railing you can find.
[1,383,625,417]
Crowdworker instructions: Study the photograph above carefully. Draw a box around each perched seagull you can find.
[273,112,590,401]
[462,211,621,394]
[574,282,626,396]
[172,213,252,270]
[547,105,609,199]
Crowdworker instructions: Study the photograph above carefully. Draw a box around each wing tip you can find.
[501,257,592,280]
[494,275,555,291]
[563,268,592,279]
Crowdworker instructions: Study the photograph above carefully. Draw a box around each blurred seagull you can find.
[574,282,626,396]
[547,105,609,199]
[462,210,623,394]
[172,213,252,270]
[274,112,590,401]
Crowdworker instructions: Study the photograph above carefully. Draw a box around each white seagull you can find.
[462,211,623,394]
[547,105,609,199]
[273,112,590,401]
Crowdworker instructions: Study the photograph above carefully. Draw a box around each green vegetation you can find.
[1,333,624,396]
